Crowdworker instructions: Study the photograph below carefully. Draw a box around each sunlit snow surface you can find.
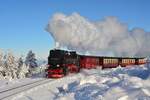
[0,65,150,100]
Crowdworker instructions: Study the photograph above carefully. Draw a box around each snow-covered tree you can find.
[17,57,29,78]
[18,57,23,68]
[4,51,18,80]
[0,50,38,79]
[0,50,4,79]
[25,50,38,75]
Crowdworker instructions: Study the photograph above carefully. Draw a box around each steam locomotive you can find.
[46,49,147,78]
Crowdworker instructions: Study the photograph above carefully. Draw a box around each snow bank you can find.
[53,65,150,100]
[1,64,150,100]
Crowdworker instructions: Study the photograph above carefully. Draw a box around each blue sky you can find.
[0,0,150,59]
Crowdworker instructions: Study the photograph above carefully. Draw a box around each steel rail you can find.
[0,79,53,100]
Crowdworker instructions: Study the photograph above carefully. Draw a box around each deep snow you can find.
[0,64,150,100]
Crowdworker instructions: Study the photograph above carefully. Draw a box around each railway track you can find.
[0,78,53,100]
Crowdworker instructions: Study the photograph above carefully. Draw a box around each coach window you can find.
[115,59,117,64]
[141,59,143,63]
[129,59,130,63]
[140,59,142,63]
[112,59,114,64]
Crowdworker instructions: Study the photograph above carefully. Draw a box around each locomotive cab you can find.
[46,49,67,78]
[46,49,80,78]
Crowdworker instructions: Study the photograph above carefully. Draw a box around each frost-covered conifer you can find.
[17,57,29,78]
[25,50,38,75]
[4,51,18,80]
[18,57,23,68]
[25,50,38,68]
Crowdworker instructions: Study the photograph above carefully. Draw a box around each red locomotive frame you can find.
[46,49,147,78]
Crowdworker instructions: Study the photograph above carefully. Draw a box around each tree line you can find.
[0,50,39,80]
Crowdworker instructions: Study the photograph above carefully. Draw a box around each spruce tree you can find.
[4,51,18,80]
[25,50,38,75]
[17,57,29,78]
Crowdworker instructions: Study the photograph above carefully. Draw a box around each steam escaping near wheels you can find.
[46,12,150,57]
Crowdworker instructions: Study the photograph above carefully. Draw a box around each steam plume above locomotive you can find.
[46,13,150,57]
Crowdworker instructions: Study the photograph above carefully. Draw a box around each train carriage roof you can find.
[79,55,145,59]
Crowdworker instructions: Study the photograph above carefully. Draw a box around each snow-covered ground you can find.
[0,64,150,100]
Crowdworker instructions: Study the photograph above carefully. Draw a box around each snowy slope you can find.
[0,65,150,100]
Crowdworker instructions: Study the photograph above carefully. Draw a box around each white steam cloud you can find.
[46,13,150,57]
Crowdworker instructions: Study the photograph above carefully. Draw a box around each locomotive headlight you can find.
[57,64,60,67]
